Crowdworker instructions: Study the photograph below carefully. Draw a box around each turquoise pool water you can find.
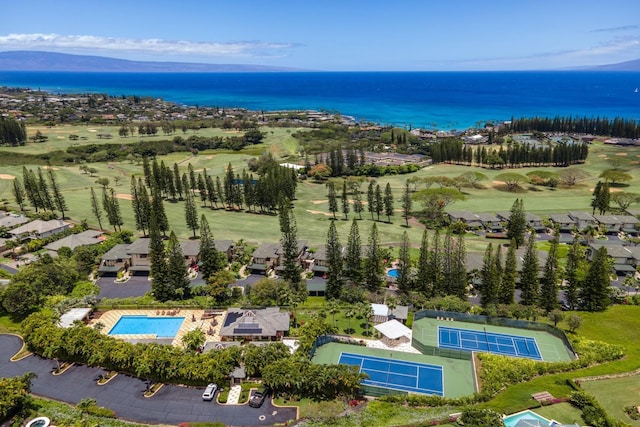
[503,410,550,427]
[387,268,399,278]
[108,315,185,338]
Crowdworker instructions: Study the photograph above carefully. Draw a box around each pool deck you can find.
[88,309,225,347]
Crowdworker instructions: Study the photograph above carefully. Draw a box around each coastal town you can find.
[1,82,640,427]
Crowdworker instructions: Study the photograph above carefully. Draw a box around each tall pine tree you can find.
[384,183,394,223]
[344,218,363,284]
[565,236,585,310]
[198,215,225,282]
[519,233,540,306]
[499,240,517,304]
[480,243,498,307]
[185,189,199,238]
[325,220,343,300]
[279,200,303,293]
[401,179,412,227]
[540,229,560,312]
[580,246,611,312]
[166,231,190,300]
[506,198,526,248]
[149,209,171,301]
[417,228,430,296]
[47,165,67,219]
[341,180,350,220]
[364,223,382,291]
[89,187,103,231]
[396,231,412,293]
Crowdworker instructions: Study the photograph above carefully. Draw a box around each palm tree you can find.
[181,329,205,352]
[357,302,373,336]
[77,398,97,417]
[327,300,340,326]
[344,307,356,334]
[582,225,598,243]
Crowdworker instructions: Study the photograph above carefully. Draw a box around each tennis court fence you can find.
[309,335,366,358]
[413,309,577,360]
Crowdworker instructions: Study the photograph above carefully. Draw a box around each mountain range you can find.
[0,50,639,72]
[0,51,301,72]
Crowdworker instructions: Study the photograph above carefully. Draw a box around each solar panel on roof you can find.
[223,312,242,327]
[233,328,262,335]
[236,322,261,330]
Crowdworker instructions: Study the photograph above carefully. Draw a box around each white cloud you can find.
[0,33,293,58]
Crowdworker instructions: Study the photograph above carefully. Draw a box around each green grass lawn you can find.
[2,132,640,247]
[580,374,640,426]
[484,305,640,419]
[0,313,22,333]
[535,403,586,426]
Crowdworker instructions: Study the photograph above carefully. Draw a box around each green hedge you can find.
[479,337,624,398]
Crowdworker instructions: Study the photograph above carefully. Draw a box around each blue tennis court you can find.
[338,352,444,396]
[438,326,542,360]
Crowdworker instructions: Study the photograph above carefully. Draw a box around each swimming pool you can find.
[387,268,399,278]
[108,315,185,338]
[503,410,551,427]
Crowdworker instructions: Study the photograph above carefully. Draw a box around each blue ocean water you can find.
[1,71,638,130]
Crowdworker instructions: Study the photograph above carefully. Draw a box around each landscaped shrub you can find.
[569,391,615,427]
[459,408,503,427]
[478,337,624,399]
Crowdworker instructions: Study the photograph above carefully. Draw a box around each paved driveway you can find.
[97,276,152,299]
[0,335,297,426]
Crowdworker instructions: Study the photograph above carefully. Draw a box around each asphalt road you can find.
[0,334,297,426]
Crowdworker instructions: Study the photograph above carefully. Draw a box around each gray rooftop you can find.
[0,214,30,229]
[45,230,103,252]
[101,243,130,261]
[219,307,290,338]
[127,238,150,254]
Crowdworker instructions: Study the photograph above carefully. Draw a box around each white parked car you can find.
[202,383,218,401]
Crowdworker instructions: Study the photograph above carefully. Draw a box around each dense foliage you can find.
[509,115,640,139]
[0,373,34,421]
[0,116,27,146]
[479,337,624,398]
[570,390,616,427]
[426,138,588,167]
[22,312,241,386]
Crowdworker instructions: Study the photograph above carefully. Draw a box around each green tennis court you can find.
[413,317,574,362]
[312,342,475,398]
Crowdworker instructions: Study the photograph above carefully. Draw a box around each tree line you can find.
[509,115,640,139]
[0,116,26,146]
[428,138,589,168]
[323,197,611,314]
[13,166,68,218]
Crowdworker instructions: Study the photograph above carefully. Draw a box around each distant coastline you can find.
[1,70,639,130]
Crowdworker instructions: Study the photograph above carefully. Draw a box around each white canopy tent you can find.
[374,319,411,345]
[58,308,92,328]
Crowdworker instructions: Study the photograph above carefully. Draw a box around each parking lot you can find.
[0,334,297,426]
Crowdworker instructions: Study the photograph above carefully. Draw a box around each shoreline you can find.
[3,71,637,131]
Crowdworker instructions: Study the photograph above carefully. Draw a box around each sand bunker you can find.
[306,209,334,217]
[312,200,328,205]
[205,155,214,159]
[115,193,133,201]
[43,165,59,170]
[0,174,16,180]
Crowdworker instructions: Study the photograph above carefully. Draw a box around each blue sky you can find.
[3,0,640,70]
